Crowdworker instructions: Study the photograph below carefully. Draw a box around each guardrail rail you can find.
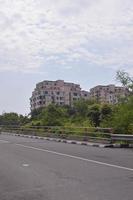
[111,134,133,143]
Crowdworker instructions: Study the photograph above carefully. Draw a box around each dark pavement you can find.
[0,134,133,200]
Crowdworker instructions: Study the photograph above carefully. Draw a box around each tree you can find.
[116,70,133,94]
[110,96,133,134]
[73,99,88,117]
[30,107,43,120]
[87,104,101,127]
[0,112,29,126]
[100,104,112,121]
[39,104,68,126]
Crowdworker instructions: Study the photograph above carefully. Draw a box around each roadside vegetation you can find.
[0,70,133,135]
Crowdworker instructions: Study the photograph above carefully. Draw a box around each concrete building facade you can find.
[30,81,129,111]
[30,80,90,110]
[90,84,129,104]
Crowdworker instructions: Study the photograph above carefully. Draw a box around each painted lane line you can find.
[16,143,133,172]
[22,164,29,167]
[0,139,9,143]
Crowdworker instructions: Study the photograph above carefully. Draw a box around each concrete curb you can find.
[11,133,112,148]
[2,132,133,148]
[104,143,133,148]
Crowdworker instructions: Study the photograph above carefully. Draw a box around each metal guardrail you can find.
[2,130,111,144]
[1,126,133,144]
[1,126,112,144]
[0,125,113,135]
[111,134,133,142]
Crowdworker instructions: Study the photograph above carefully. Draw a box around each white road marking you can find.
[16,143,133,172]
[22,164,29,167]
[0,139,9,143]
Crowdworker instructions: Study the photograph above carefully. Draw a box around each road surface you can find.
[0,134,133,200]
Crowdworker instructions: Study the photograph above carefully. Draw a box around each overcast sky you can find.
[0,0,133,114]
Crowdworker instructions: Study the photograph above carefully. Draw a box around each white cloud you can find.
[0,0,133,72]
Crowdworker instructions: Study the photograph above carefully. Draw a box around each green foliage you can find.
[73,99,91,117]
[116,70,133,94]
[100,104,112,121]
[38,104,68,126]
[116,70,131,86]
[30,107,43,120]
[0,112,29,126]
[110,96,133,134]
[28,100,96,128]
[87,104,101,127]
[28,100,113,129]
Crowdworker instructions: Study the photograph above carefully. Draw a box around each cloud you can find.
[0,0,133,72]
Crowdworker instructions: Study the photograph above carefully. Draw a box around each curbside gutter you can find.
[2,132,133,148]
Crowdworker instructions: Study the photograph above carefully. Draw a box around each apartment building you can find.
[30,80,90,110]
[90,84,129,104]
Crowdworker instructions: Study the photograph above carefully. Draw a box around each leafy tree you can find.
[39,104,68,126]
[30,107,43,120]
[116,70,133,94]
[73,99,88,117]
[100,104,112,121]
[0,112,29,126]
[63,105,76,116]
[112,96,133,134]
[87,104,101,127]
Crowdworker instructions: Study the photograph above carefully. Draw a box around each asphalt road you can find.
[0,134,133,200]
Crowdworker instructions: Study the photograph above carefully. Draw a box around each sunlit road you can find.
[0,134,133,200]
